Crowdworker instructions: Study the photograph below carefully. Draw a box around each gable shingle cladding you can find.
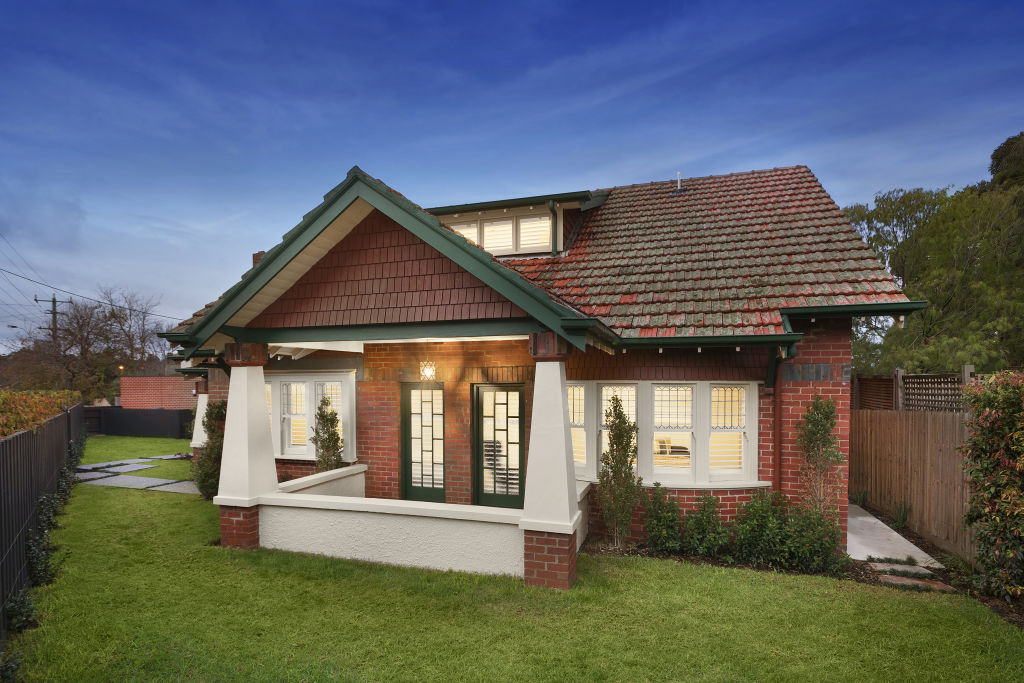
[506,166,906,339]
[248,210,527,328]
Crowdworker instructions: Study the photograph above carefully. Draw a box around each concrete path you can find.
[847,504,942,568]
[76,456,199,495]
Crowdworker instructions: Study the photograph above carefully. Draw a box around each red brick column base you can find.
[524,530,577,589]
[220,506,259,549]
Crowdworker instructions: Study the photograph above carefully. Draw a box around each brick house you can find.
[163,165,920,588]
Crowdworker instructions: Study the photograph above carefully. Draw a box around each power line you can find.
[0,267,37,306]
[0,230,46,282]
[0,267,185,322]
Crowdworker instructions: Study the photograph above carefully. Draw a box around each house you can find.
[162,165,920,588]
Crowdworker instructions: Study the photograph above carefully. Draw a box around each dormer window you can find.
[449,214,551,255]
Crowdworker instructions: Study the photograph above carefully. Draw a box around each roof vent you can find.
[670,171,686,195]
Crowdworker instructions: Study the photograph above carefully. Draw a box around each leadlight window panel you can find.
[315,381,344,444]
[567,384,586,464]
[451,222,479,245]
[481,388,521,496]
[409,388,444,488]
[652,385,693,469]
[482,218,514,253]
[282,382,307,447]
[517,216,551,252]
[711,386,745,429]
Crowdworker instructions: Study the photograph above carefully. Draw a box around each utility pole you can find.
[36,293,72,352]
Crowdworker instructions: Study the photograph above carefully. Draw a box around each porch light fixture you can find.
[419,360,436,381]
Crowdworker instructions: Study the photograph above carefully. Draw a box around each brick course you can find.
[220,505,259,549]
[120,376,198,410]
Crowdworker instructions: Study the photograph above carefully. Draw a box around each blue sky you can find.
[0,0,1021,346]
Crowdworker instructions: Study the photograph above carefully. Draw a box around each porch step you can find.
[878,574,956,593]
[869,562,935,578]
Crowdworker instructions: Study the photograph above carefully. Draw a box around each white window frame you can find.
[445,213,552,255]
[264,371,357,461]
[569,379,760,487]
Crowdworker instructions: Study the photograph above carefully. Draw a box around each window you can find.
[264,373,356,461]
[569,380,758,486]
[446,214,551,254]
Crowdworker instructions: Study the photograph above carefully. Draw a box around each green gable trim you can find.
[426,191,593,215]
[780,301,927,317]
[222,319,545,344]
[174,367,209,376]
[618,333,804,348]
[179,166,593,358]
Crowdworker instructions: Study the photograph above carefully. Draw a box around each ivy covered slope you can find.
[961,371,1024,600]
[0,390,79,438]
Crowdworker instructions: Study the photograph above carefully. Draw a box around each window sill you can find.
[643,480,772,491]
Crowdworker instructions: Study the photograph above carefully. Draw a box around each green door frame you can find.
[472,383,526,509]
[400,382,446,503]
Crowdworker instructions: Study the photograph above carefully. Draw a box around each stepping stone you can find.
[77,458,150,470]
[105,463,157,473]
[82,475,177,489]
[141,454,188,460]
[76,471,116,481]
[879,574,956,593]
[148,481,200,495]
[869,562,935,577]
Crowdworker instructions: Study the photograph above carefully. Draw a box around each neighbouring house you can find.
[120,375,198,410]
[162,165,920,588]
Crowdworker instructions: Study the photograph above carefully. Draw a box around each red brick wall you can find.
[249,210,528,328]
[208,368,229,403]
[120,376,198,410]
[276,459,318,481]
[524,530,577,589]
[358,340,535,504]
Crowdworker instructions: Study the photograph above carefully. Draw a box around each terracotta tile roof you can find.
[505,166,906,339]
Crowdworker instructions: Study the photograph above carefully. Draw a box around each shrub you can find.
[732,490,789,567]
[26,529,55,587]
[67,428,86,468]
[4,589,36,632]
[643,483,681,554]
[0,390,79,438]
[56,464,76,504]
[311,396,344,471]
[597,394,643,548]
[852,491,868,507]
[194,400,227,500]
[36,494,61,534]
[795,395,845,515]
[0,649,22,682]
[961,371,1024,600]
[682,493,728,557]
[783,506,847,575]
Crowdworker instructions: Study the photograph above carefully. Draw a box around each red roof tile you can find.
[505,166,905,338]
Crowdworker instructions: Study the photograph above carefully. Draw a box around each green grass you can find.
[131,458,193,480]
[11,487,1024,682]
[82,436,189,465]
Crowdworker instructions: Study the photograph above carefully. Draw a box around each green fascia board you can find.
[780,301,928,317]
[618,333,804,348]
[223,319,545,344]
[174,367,209,376]
[425,191,593,215]
[184,166,592,356]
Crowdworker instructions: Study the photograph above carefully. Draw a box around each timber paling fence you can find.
[849,409,974,560]
[0,404,83,640]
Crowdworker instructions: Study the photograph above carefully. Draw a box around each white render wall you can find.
[259,496,525,576]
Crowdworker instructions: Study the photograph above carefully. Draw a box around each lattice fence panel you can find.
[903,373,963,412]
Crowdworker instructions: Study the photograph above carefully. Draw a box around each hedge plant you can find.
[195,400,227,500]
[961,371,1024,600]
[643,483,681,554]
[0,390,79,437]
[597,394,643,548]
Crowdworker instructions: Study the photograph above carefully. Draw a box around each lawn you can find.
[131,458,192,480]
[10,486,1024,682]
[81,436,189,465]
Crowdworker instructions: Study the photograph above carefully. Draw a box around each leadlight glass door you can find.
[401,384,446,502]
[474,385,525,509]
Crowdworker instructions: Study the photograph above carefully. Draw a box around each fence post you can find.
[961,364,975,386]
[894,368,905,410]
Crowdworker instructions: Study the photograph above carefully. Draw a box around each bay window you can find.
[264,372,356,461]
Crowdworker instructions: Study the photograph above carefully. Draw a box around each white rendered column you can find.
[191,393,209,450]
[519,360,580,534]
[213,365,278,507]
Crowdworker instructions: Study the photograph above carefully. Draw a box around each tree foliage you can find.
[845,133,1024,373]
[195,400,226,500]
[597,394,642,548]
[311,395,344,471]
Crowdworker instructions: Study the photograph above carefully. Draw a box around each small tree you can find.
[795,395,845,516]
[597,394,643,548]
[194,400,226,499]
[311,395,344,471]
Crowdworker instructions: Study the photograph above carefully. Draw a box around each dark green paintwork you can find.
[472,384,526,509]
[400,383,446,503]
[425,190,593,215]
[780,301,927,317]
[222,319,544,344]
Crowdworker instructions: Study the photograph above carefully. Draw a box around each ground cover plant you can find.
[7,486,1023,681]
[81,436,189,465]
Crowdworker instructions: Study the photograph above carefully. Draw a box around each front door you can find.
[474,384,525,508]
[401,384,446,502]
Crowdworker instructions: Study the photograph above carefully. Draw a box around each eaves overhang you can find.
[780,301,928,318]
[426,191,594,215]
